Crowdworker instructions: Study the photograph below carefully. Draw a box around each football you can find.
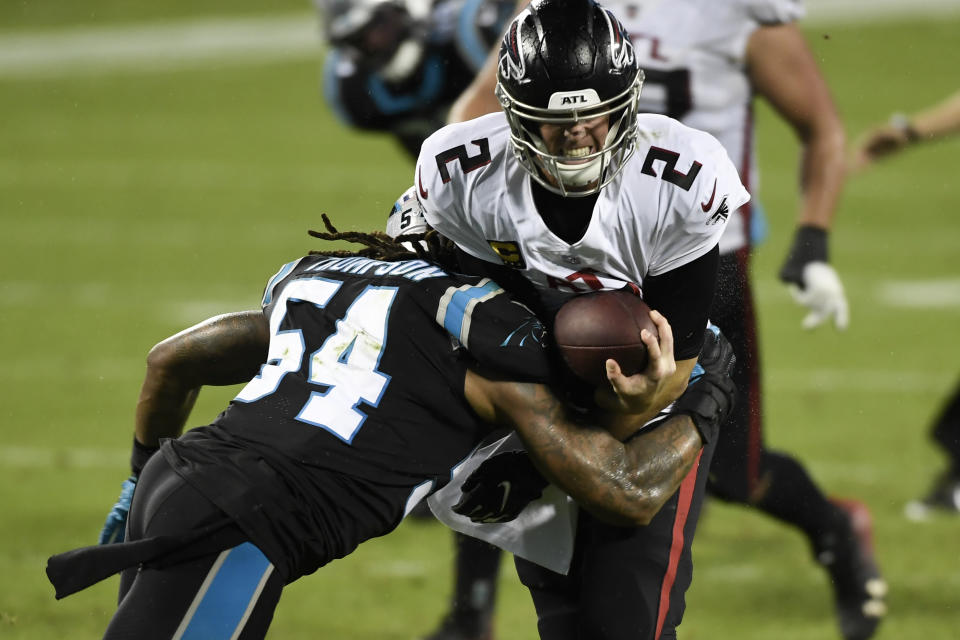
[553,290,658,387]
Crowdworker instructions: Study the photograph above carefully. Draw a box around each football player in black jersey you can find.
[319,0,515,157]
[47,221,736,640]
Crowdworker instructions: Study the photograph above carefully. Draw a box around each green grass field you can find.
[2,3,959,638]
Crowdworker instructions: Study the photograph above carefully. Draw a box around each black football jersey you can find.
[162,255,551,578]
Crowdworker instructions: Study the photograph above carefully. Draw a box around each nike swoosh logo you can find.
[700,178,717,212]
[418,167,429,199]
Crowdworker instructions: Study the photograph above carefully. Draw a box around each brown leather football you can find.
[553,290,658,387]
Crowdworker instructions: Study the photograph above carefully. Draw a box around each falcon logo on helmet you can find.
[601,8,636,71]
[499,16,528,82]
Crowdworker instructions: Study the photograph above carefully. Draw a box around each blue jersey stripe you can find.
[261,259,299,307]
[366,55,445,115]
[177,543,273,640]
[441,280,502,344]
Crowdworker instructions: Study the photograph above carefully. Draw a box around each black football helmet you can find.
[496,0,644,196]
[320,0,428,81]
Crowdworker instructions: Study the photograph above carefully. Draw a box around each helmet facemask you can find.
[325,0,426,82]
[494,0,644,197]
[497,71,644,197]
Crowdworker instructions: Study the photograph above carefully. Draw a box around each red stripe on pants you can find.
[654,450,703,640]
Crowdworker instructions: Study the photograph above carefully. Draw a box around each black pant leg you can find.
[516,440,715,640]
[106,455,284,640]
[932,380,960,465]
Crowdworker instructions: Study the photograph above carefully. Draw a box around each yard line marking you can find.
[1,2,958,78]
[877,278,960,309]
[0,13,319,78]
[765,369,952,393]
[0,446,126,469]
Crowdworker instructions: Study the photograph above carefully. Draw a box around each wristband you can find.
[130,437,160,476]
[670,372,737,445]
[889,113,920,143]
[779,225,828,286]
[789,225,828,263]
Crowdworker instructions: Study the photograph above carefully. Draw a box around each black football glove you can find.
[779,225,828,287]
[697,325,737,378]
[672,327,738,445]
[672,372,736,446]
[778,226,849,330]
[453,450,550,524]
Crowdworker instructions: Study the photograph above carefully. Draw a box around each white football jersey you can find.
[415,112,749,294]
[605,0,804,253]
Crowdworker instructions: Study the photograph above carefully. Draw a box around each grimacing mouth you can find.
[561,145,594,163]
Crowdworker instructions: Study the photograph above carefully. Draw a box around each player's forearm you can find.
[910,91,960,140]
[528,413,701,527]
[446,0,527,123]
[134,311,269,446]
[134,376,200,447]
[747,22,846,230]
[447,55,501,123]
[618,414,703,516]
[499,381,697,526]
[797,124,846,230]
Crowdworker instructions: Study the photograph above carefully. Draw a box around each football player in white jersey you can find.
[439,1,887,639]
[413,1,750,638]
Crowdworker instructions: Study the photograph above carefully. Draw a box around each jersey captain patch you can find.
[488,240,527,269]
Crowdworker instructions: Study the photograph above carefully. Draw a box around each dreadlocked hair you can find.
[307,213,458,268]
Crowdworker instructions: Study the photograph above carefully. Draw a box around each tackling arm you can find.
[135,311,269,447]
[464,371,706,526]
[100,311,269,544]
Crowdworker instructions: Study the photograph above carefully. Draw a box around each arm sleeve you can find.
[643,244,719,361]
[426,272,554,383]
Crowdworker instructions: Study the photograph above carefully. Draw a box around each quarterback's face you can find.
[535,115,611,192]
[538,115,610,162]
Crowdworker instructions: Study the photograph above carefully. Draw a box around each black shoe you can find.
[420,614,492,640]
[814,499,887,640]
[904,469,960,521]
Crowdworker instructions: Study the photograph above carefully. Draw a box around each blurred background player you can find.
[852,89,960,520]
[443,1,887,639]
[317,0,514,157]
